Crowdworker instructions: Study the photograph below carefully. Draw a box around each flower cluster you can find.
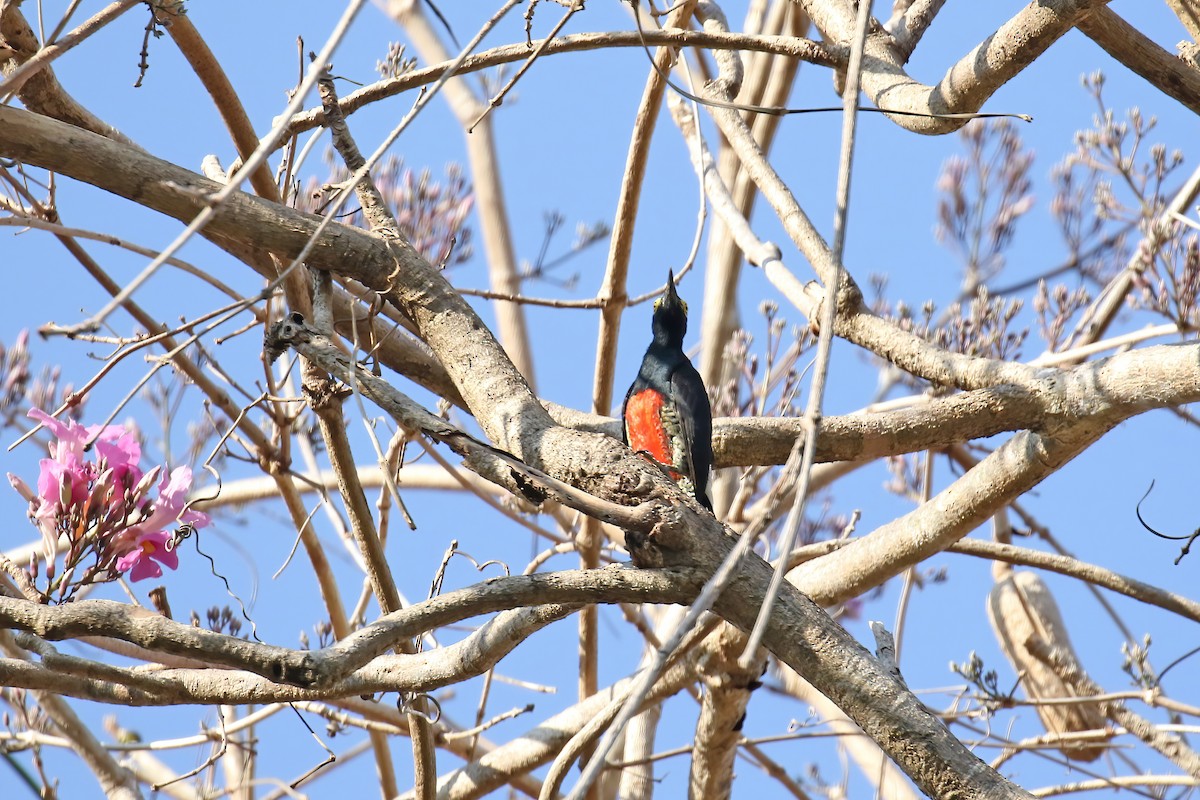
[7,409,209,602]
[935,119,1035,290]
[300,151,475,268]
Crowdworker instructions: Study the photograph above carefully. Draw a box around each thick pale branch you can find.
[788,429,1099,606]
[1076,7,1200,116]
[1,604,577,706]
[0,567,704,689]
[801,0,1113,134]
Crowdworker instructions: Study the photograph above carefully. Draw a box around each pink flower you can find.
[136,467,211,533]
[27,408,143,512]
[27,408,138,465]
[12,408,210,598]
[93,430,141,475]
[110,466,210,579]
[115,530,179,582]
[37,456,87,508]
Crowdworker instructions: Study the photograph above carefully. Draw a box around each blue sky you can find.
[2,1,1198,797]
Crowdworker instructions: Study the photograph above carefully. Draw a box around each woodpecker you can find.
[621,270,713,510]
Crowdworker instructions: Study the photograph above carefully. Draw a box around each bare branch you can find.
[1077,8,1200,117]
[1027,635,1200,777]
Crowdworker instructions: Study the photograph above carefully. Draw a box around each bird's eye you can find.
[680,300,688,315]
[653,298,663,311]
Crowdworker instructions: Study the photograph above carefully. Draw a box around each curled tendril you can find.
[399,693,442,725]
[170,521,266,641]
[1136,480,1200,564]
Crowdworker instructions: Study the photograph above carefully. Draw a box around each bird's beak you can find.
[666,269,679,300]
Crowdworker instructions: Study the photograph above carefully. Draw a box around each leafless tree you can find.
[1,1,1200,799]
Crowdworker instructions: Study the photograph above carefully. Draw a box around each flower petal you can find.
[27,408,74,442]
[150,541,179,572]
[180,507,211,529]
[157,467,193,515]
[118,530,179,582]
[93,426,141,470]
[129,556,164,582]
[115,548,142,573]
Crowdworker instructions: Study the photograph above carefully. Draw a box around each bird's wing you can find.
[669,362,712,486]
[619,378,638,446]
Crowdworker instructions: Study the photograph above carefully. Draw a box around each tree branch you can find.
[800,0,1112,134]
[1076,7,1200,117]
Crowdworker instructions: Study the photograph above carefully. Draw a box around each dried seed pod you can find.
[987,570,1106,761]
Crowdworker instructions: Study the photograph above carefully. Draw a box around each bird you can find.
[621,269,714,510]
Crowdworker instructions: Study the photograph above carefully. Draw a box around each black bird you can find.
[621,270,713,510]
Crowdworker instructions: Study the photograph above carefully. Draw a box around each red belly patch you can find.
[625,389,675,473]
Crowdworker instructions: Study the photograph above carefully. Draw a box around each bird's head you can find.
[651,269,689,347]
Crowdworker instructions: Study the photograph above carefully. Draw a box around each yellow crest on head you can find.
[654,296,687,315]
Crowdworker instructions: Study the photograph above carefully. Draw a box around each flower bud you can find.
[132,465,162,505]
[58,470,75,510]
[8,472,36,504]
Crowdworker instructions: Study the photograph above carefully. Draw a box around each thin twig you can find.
[468,1,582,132]
[0,0,143,99]
[55,0,369,334]
[738,0,872,665]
